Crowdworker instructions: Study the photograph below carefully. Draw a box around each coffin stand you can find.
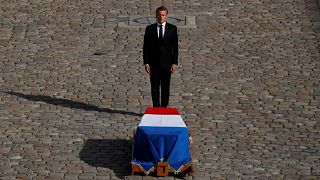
[132,161,194,177]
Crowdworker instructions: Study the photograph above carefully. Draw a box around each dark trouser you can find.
[150,67,171,107]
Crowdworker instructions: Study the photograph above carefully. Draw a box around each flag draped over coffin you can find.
[131,108,192,174]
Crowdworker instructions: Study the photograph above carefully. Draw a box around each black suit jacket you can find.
[143,23,178,69]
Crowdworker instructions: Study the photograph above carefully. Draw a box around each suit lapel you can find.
[153,23,158,39]
[163,24,171,41]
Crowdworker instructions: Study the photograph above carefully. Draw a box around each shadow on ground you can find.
[79,139,132,178]
[4,91,143,116]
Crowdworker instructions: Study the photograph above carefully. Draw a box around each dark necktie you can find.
[159,24,163,40]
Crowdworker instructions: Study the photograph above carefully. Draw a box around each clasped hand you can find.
[144,64,177,74]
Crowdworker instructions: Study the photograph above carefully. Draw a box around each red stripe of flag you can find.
[144,107,180,115]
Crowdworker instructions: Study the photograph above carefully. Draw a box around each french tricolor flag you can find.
[132,108,192,174]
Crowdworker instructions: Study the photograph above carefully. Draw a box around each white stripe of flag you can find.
[139,114,187,127]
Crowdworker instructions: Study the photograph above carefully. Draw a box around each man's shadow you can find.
[79,139,132,178]
[4,91,143,116]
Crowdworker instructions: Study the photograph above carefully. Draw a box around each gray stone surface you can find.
[0,0,320,179]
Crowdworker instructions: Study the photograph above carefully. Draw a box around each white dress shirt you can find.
[157,22,166,39]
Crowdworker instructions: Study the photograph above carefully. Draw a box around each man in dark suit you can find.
[143,6,178,107]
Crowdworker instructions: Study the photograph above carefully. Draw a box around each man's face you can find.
[156,10,168,24]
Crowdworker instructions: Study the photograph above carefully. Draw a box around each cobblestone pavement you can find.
[0,0,319,179]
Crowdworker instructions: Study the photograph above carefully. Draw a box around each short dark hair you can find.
[156,6,168,14]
